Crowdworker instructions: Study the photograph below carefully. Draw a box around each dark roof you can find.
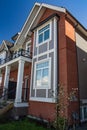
[0,40,14,52]
[11,33,20,41]
[4,40,14,48]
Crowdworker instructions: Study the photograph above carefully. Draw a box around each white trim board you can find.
[0,56,32,69]
[30,97,56,103]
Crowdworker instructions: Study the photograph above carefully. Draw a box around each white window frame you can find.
[33,58,51,89]
[36,21,52,47]
[80,105,87,122]
[26,40,31,53]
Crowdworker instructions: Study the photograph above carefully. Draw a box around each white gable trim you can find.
[0,40,8,51]
[15,3,40,45]
[3,40,8,51]
[24,4,43,38]
[14,2,66,46]
[41,3,66,13]
[25,3,66,38]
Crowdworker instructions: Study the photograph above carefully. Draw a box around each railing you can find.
[22,88,29,102]
[0,87,29,102]
[0,49,32,65]
[0,88,8,100]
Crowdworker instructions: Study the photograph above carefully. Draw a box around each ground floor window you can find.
[34,59,51,89]
[80,106,87,122]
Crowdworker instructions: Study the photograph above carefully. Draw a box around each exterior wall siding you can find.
[29,101,56,121]
[76,32,87,100]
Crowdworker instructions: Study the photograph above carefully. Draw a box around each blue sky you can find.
[0,0,87,43]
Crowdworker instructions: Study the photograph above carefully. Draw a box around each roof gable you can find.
[14,2,87,48]
[0,40,13,52]
[14,3,66,47]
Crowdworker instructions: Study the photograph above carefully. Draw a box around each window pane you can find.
[42,68,49,86]
[38,24,50,44]
[36,70,41,86]
[36,61,49,69]
[39,24,50,34]
[27,45,31,52]
[44,30,50,41]
[35,60,50,88]
[84,107,87,119]
[36,63,43,69]
[80,108,82,120]
[38,33,43,44]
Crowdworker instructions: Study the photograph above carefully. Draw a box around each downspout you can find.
[56,18,59,105]
[74,23,81,123]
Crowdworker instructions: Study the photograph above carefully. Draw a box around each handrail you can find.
[0,87,29,102]
[22,87,29,102]
[0,88,15,100]
[0,50,32,65]
[0,88,8,99]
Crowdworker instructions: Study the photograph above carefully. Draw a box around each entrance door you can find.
[8,81,16,99]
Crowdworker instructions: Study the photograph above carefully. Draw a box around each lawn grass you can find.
[0,118,49,130]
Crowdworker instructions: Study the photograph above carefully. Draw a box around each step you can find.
[0,101,13,115]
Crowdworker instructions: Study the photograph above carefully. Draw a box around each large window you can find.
[34,60,50,88]
[38,24,50,44]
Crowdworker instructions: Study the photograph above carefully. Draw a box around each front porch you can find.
[0,51,32,117]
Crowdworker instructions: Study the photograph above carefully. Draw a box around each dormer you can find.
[0,40,13,64]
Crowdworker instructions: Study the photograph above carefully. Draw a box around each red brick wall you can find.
[29,9,68,121]
[58,14,69,119]
[65,19,80,122]
[29,8,79,123]
[29,101,56,121]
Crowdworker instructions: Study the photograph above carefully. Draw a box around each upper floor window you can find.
[26,41,31,52]
[38,23,51,44]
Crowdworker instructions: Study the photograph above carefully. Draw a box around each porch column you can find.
[15,60,25,103]
[4,65,10,89]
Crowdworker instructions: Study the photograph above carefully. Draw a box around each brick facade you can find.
[29,7,80,123]
[1,3,85,124]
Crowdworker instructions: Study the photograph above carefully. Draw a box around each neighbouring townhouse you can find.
[0,2,87,125]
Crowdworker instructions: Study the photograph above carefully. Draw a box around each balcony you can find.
[0,49,32,66]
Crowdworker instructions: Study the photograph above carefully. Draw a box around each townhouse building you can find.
[0,3,87,124]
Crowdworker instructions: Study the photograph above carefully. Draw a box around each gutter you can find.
[66,10,87,37]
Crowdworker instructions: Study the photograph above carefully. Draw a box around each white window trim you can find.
[30,97,55,103]
[26,40,31,51]
[36,21,52,47]
[33,58,51,89]
[80,105,87,122]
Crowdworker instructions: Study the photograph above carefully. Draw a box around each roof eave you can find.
[66,10,87,37]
